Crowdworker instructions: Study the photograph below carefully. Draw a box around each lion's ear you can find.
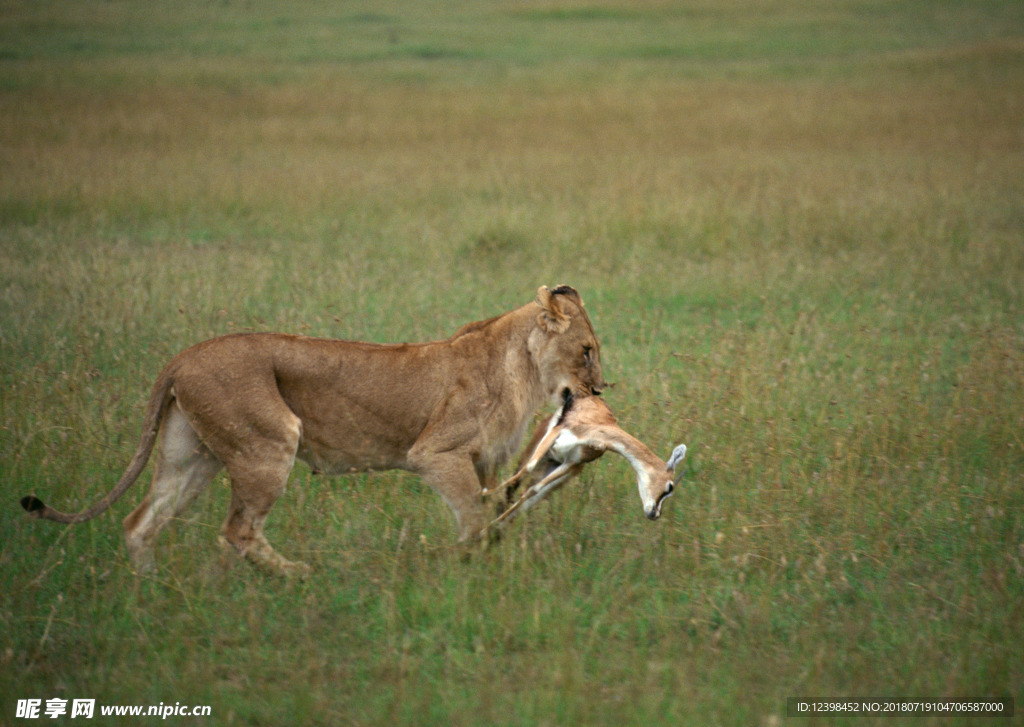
[536,285,571,334]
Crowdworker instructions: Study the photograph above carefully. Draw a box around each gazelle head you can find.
[639,443,687,521]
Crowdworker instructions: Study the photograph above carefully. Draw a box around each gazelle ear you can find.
[535,285,571,333]
[666,444,687,472]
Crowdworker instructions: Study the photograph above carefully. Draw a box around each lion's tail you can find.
[20,368,176,524]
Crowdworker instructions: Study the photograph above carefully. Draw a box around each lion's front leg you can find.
[411,452,490,542]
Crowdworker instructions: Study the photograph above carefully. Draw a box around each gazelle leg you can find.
[481,469,526,499]
[482,461,577,533]
[516,463,582,516]
[482,421,564,500]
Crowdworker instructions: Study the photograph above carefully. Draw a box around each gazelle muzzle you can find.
[646,479,675,520]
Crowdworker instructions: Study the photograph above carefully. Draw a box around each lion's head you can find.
[529,285,608,400]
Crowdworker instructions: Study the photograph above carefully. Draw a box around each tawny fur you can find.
[21,286,607,576]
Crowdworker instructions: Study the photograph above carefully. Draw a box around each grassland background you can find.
[1,1,1022,725]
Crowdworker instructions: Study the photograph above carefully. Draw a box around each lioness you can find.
[21,285,607,575]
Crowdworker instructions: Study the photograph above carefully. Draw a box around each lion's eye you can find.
[582,345,593,363]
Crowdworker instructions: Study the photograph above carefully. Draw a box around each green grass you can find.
[2,1,1023,724]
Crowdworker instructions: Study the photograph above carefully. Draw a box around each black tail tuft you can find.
[21,495,45,514]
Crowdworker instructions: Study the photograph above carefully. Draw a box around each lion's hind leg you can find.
[215,412,311,577]
[218,483,311,577]
[123,405,223,573]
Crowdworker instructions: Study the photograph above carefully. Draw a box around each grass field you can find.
[2,1,1023,724]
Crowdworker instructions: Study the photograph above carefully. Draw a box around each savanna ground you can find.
[1,1,1023,725]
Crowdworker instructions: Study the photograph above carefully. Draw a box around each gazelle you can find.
[481,390,687,530]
